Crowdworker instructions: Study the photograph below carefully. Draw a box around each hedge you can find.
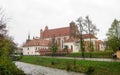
[66,51,113,58]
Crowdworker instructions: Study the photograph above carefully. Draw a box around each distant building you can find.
[23,21,105,55]
[14,47,23,54]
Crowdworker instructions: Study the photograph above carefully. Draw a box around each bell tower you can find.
[69,21,78,38]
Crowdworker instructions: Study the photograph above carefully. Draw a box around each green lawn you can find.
[20,56,120,75]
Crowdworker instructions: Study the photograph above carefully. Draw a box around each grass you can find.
[66,51,113,58]
[20,55,120,75]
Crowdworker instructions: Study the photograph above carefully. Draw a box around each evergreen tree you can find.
[106,19,120,52]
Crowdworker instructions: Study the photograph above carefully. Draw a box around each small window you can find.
[27,48,29,50]
[36,47,37,50]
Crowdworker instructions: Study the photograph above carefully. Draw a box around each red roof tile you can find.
[65,34,97,43]
[64,38,78,43]
[23,39,49,47]
[98,40,103,44]
[82,34,97,39]
[40,27,70,38]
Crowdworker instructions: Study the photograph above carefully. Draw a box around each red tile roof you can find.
[23,39,49,47]
[65,34,97,43]
[98,40,103,44]
[64,38,78,43]
[40,27,70,38]
[82,34,97,39]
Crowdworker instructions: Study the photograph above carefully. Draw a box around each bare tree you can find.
[49,36,58,56]
[0,8,7,37]
[76,17,87,58]
[85,16,99,58]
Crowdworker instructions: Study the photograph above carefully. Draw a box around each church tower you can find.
[69,21,78,38]
[26,34,31,42]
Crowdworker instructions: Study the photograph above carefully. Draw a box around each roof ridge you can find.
[47,26,69,31]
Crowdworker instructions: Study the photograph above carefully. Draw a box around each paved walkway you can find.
[15,62,86,75]
[41,56,120,62]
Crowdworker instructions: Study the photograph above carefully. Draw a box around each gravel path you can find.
[15,61,86,75]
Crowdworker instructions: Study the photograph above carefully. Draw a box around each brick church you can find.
[23,21,104,55]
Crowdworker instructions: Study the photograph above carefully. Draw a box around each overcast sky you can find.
[0,0,120,46]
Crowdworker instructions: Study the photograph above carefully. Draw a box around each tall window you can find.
[71,45,73,51]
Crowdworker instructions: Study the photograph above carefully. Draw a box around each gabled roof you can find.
[40,27,70,38]
[64,34,97,43]
[64,38,78,43]
[23,39,49,47]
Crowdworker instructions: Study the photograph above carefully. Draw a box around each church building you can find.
[23,21,104,55]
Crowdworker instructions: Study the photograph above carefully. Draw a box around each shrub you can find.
[66,63,71,71]
[86,66,95,75]
[9,55,22,61]
[0,56,25,75]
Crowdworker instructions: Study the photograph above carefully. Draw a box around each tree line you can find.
[0,8,25,75]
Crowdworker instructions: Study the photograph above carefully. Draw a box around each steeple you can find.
[26,33,31,42]
[28,34,30,40]
[40,29,43,32]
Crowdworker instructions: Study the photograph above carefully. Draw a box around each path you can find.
[15,61,86,75]
[41,56,120,62]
